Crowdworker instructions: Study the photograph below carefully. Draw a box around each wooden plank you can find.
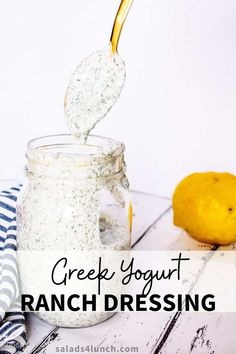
[157,313,236,354]
[129,191,171,246]
[24,192,171,353]
[134,208,213,251]
[23,315,56,354]
[152,243,236,354]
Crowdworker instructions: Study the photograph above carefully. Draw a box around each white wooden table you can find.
[23,191,236,354]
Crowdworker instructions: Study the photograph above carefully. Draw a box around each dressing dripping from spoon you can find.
[64,0,134,143]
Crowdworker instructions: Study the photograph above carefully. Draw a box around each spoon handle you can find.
[110,0,134,54]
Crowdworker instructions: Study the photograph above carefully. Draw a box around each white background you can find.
[0,0,236,196]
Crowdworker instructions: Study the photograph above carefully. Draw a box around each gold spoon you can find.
[64,0,135,142]
[110,0,134,54]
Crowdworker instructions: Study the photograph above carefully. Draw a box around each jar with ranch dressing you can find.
[17,134,132,327]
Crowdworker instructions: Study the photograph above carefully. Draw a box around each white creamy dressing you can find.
[64,44,126,143]
[17,136,130,327]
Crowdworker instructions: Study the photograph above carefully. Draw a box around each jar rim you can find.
[26,134,125,164]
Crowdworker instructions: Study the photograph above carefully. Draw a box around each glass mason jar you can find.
[17,134,132,327]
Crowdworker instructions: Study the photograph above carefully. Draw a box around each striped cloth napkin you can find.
[0,182,26,353]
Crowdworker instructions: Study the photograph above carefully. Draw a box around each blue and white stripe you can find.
[0,182,26,353]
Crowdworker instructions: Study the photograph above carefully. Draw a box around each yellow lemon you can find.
[173,172,236,245]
